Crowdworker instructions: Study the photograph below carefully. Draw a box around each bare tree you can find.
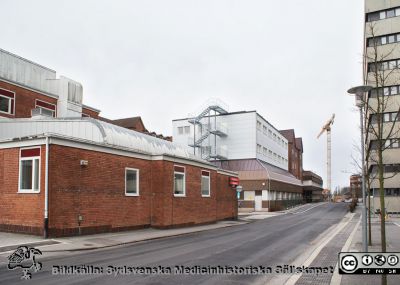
[350,141,377,246]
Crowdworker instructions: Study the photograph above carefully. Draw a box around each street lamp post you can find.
[347,85,372,253]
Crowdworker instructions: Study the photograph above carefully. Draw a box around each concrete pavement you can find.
[338,212,400,285]
[0,202,324,255]
[0,202,347,285]
[0,220,247,256]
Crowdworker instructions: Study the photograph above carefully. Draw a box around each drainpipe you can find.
[257,159,271,211]
[44,136,49,238]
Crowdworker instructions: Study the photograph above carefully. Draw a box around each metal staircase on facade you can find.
[188,99,229,160]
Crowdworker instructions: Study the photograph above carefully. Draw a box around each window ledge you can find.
[201,195,211,198]
[174,194,186,197]
[125,193,139,197]
[18,190,40,194]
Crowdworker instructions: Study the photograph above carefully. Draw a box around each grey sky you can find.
[1,0,364,188]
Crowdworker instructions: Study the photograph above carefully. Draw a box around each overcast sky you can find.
[1,0,365,188]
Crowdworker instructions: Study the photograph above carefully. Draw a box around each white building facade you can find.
[173,108,289,170]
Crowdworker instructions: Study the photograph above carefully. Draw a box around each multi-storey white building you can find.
[173,100,303,212]
[365,0,400,214]
[172,102,289,170]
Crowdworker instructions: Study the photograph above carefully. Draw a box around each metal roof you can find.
[213,159,303,186]
[0,117,194,159]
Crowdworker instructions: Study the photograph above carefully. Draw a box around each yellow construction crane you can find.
[317,113,335,193]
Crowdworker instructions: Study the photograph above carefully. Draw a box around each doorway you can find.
[255,195,262,211]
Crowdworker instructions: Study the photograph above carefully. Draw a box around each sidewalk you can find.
[239,202,327,221]
[0,220,246,256]
[339,214,400,285]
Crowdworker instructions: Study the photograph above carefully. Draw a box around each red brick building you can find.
[302,171,323,202]
[0,119,238,237]
[0,49,237,237]
[350,174,362,199]
[279,129,303,180]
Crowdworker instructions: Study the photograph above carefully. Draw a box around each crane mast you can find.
[317,114,335,194]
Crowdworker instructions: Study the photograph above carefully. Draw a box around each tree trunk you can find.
[378,150,387,285]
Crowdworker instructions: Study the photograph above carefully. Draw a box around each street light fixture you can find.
[347,85,372,253]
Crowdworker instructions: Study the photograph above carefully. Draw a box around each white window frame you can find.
[125,168,140,196]
[174,165,186,197]
[257,121,262,130]
[0,87,16,116]
[201,170,211,197]
[257,144,262,154]
[18,147,41,193]
[35,99,57,117]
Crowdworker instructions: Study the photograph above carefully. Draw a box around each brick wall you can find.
[48,145,153,236]
[0,143,238,237]
[0,146,46,235]
[0,80,58,119]
[82,107,99,119]
[216,174,238,220]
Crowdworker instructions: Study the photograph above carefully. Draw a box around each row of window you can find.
[370,164,400,174]
[372,188,400,197]
[367,6,400,22]
[367,33,400,47]
[369,85,400,98]
[257,121,288,149]
[0,88,15,115]
[0,87,57,117]
[177,126,191,135]
[18,148,211,197]
[368,58,400,72]
[370,112,399,124]
[370,138,400,150]
[256,144,288,165]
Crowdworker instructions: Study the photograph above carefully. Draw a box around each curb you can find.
[0,240,60,254]
[24,221,249,253]
[330,216,361,285]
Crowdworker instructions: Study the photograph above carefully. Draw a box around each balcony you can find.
[208,145,228,160]
[209,122,228,137]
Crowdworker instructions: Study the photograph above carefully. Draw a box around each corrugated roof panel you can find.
[0,118,194,160]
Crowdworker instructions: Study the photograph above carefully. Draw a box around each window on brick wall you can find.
[19,148,41,193]
[201,170,210,197]
[0,88,15,115]
[125,168,139,196]
[174,165,185,196]
[35,100,57,117]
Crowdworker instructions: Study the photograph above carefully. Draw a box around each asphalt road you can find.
[0,203,348,285]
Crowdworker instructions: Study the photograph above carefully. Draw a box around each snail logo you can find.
[7,246,43,279]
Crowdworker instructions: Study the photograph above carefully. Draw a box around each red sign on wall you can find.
[229,177,239,187]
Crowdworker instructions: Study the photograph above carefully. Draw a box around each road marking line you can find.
[288,202,327,215]
[283,212,355,285]
[330,217,361,285]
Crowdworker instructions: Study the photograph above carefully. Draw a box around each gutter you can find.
[257,159,272,205]
[44,136,49,238]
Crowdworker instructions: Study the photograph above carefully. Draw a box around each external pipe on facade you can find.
[44,136,49,238]
[257,159,271,210]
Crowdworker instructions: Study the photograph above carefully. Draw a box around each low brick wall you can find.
[0,144,238,237]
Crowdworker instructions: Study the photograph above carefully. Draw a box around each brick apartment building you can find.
[350,174,362,199]
[302,171,324,202]
[279,129,303,180]
[0,49,238,237]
